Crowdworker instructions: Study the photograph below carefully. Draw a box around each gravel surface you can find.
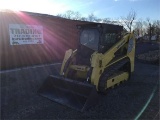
[1,42,159,119]
[135,42,159,65]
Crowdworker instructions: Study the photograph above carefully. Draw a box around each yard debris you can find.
[136,50,159,65]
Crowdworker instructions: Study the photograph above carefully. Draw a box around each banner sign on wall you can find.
[9,24,44,45]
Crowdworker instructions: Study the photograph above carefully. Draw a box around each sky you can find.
[0,0,159,20]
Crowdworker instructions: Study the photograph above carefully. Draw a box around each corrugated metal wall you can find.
[0,11,89,70]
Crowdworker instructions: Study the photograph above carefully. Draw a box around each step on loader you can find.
[38,23,135,112]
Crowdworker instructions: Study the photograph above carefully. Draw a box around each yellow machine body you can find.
[60,31,135,90]
[38,23,136,111]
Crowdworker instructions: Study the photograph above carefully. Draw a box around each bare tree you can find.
[95,18,102,23]
[112,18,124,26]
[80,17,88,21]
[72,11,82,20]
[102,18,112,24]
[134,19,143,36]
[87,13,97,22]
[146,17,153,41]
[153,20,160,35]
[57,11,81,20]
[56,14,64,18]
[63,10,74,19]
[121,10,137,32]
[152,20,160,41]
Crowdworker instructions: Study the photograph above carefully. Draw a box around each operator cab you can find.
[80,28,99,51]
[77,23,123,65]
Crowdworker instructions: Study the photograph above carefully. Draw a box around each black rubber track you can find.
[98,57,130,93]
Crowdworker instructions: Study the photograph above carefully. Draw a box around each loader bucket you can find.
[38,75,98,112]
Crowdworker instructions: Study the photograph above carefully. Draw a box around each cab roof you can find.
[77,23,123,32]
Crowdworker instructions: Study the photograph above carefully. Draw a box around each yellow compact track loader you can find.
[38,23,135,112]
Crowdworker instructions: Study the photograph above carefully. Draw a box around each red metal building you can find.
[0,10,92,70]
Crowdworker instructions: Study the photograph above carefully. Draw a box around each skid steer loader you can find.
[38,23,135,112]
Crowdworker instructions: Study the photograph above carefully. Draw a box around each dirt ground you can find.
[1,43,160,119]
